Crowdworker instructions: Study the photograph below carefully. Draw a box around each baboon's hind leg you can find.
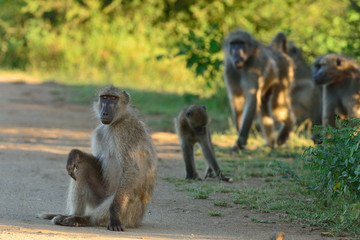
[272,86,295,146]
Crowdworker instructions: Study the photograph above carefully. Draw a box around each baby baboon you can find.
[39,86,157,231]
[223,29,295,150]
[174,104,232,182]
[270,33,322,141]
[312,54,360,128]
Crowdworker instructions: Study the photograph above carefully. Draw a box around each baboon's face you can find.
[313,55,342,86]
[225,30,255,70]
[229,40,248,69]
[185,105,208,136]
[99,95,119,124]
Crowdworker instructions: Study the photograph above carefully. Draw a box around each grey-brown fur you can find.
[174,104,232,182]
[312,54,360,128]
[223,29,295,150]
[39,86,157,231]
[270,33,322,141]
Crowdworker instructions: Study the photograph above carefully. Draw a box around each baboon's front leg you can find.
[108,199,125,231]
[200,138,233,182]
[230,93,245,131]
[235,92,257,149]
[181,142,200,180]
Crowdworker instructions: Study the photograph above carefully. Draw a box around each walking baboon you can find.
[39,86,157,231]
[270,33,322,138]
[223,29,295,150]
[312,54,360,128]
[174,104,232,182]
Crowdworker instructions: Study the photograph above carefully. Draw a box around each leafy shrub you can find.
[301,118,360,202]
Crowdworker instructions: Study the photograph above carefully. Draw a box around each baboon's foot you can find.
[277,130,290,146]
[52,215,91,227]
[218,173,233,183]
[107,222,125,231]
[205,168,233,183]
[204,168,216,179]
[230,142,245,153]
[185,172,202,181]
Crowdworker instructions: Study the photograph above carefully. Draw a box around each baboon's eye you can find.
[111,96,117,100]
[101,95,108,99]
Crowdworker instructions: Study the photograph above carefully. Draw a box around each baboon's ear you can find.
[185,110,192,118]
[336,58,341,66]
[122,91,130,104]
[201,105,207,111]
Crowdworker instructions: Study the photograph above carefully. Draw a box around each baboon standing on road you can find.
[175,104,232,182]
[40,86,157,231]
[223,29,295,150]
[313,54,360,128]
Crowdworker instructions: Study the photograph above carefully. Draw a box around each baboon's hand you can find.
[220,175,233,183]
[217,172,233,183]
[66,149,80,180]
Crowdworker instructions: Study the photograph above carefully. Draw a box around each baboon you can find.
[270,32,289,54]
[39,86,157,231]
[312,54,360,128]
[223,29,295,150]
[174,104,232,182]
[270,33,322,141]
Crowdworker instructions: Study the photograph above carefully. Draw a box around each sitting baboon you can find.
[39,86,157,231]
[270,33,322,141]
[223,29,295,150]
[312,54,360,128]
[174,104,232,182]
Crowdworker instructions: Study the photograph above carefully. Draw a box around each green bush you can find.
[301,119,360,202]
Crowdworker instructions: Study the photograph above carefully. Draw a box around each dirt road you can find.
[0,76,330,240]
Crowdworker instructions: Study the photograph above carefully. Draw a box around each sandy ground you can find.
[0,75,335,240]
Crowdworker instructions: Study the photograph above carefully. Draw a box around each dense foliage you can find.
[302,120,360,202]
[1,0,360,95]
[299,119,360,233]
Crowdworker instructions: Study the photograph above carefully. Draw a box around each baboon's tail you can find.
[38,213,59,220]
